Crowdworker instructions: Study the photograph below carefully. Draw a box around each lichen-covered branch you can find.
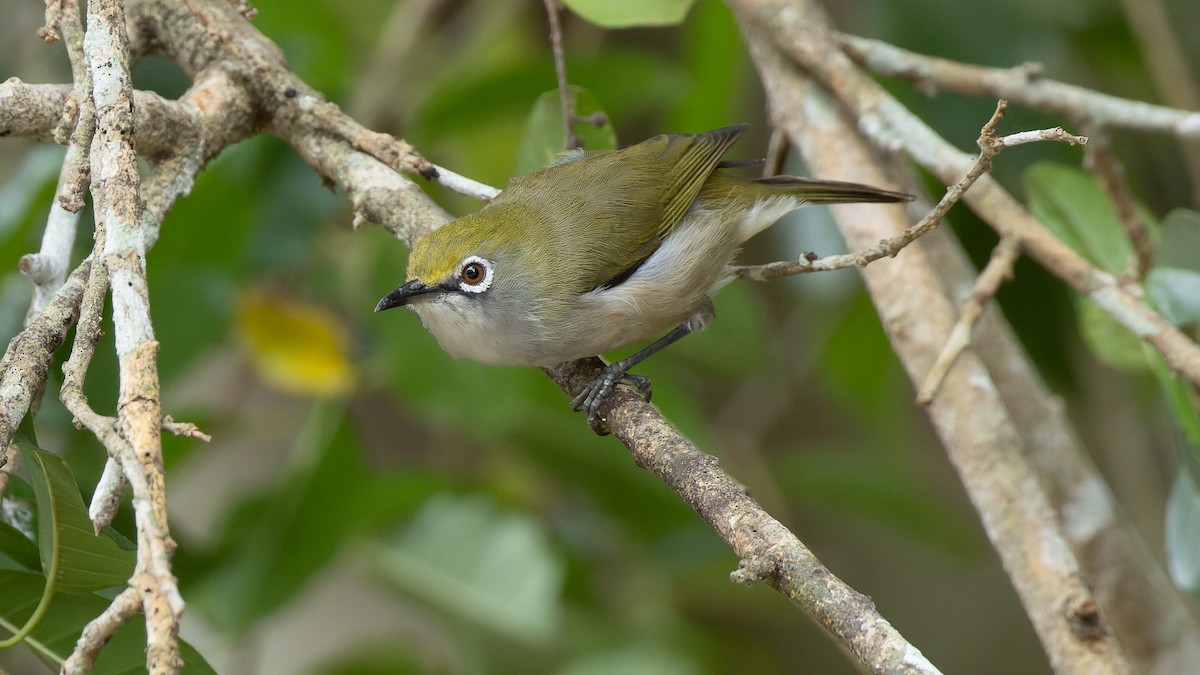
[544,361,942,675]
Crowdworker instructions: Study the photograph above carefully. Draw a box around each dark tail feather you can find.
[757,175,912,204]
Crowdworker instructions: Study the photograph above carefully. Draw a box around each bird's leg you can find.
[572,301,715,434]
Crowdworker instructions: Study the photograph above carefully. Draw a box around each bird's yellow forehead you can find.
[407,214,493,283]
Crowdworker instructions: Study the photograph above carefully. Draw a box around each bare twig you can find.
[837,33,1200,140]
[61,586,142,675]
[302,98,437,179]
[1084,133,1155,280]
[162,416,212,442]
[19,151,81,321]
[0,260,90,450]
[428,163,500,201]
[735,101,1082,282]
[916,236,1021,404]
[543,0,578,150]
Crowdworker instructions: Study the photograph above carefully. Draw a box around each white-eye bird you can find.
[375,125,910,431]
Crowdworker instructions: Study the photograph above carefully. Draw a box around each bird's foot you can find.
[570,365,652,435]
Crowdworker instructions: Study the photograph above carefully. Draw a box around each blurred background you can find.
[2,0,1198,672]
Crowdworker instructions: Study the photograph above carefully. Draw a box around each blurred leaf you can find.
[1167,470,1200,596]
[1155,208,1200,272]
[560,644,701,675]
[564,0,696,27]
[516,87,617,174]
[235,287,355,396]
[1025,162,1158,274]
[1147,267,1200,327]
[1077,296,1151,372]
[416,50,688,143]
[777,450,978,556]
[365,494,564,648]
[672,0,748,131]
[190,402,353,632]
[16,438,134,593]
[0,570,215,673]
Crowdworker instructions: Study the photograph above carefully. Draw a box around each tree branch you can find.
[732,2,1135,671]
[544,361,942,675]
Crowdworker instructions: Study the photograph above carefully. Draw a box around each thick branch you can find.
[733,3,1133,671]
[545,361,941,675]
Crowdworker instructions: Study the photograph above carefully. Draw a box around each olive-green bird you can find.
[376,125,910,430]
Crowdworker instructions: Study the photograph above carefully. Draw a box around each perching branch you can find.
[544,361,942,675]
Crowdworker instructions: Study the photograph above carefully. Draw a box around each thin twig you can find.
[735,101,1080,282]
[61,586,142,675]
[837,32,1200,140]
[162,415,212,442]
[19,161,80,322]
[542,0,578,150]
[1084,132,1155,281]
[916,236,1021,404]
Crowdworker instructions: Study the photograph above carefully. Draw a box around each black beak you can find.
[374,279,438,312]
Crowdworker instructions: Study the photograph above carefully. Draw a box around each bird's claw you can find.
[570,366,652,435]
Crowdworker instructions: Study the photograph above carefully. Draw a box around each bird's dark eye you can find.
[462,262,485,285]
[456,256,493,294]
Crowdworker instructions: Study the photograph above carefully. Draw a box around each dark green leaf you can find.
[0,570,215,673]
[16,441,135,593]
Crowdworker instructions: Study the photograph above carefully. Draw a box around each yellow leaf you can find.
[235,288,355,396]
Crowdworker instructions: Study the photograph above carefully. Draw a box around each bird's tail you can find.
[756,175,912,204]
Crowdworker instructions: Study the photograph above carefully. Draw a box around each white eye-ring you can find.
[457,255,494,294]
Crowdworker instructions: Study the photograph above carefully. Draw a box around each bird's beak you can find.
[374,279,438,312]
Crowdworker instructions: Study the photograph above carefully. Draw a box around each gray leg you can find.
[571,301,715,434]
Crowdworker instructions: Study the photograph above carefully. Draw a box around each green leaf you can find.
[0,519,41,572]
[563,0,696,27]
[364,494,565,648]
[2,437,135,650]
[16,441,135,593]
[515,86,616,175]
[0,570,215,673]
[1025,162,1158,274]
[1155,208,1200,272]
[189,402,445,633]
[1077,296,1152,372]
[1148,267,1200,328]
[1167,471,1200,596]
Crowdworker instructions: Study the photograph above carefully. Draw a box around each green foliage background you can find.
[2,0,1198,672]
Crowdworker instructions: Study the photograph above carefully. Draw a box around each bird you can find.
[375,124,910,432]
